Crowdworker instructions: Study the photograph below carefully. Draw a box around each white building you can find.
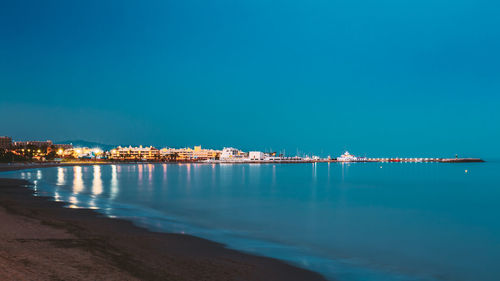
[220,147,246,161]
[249,151,265,161]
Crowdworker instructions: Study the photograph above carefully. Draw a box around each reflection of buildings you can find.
[92,165,103,196]
[160,146,220,161]
[110,165,118,199]
[73,166,84,194]
[110,146,160,160]
[57,167,65,186]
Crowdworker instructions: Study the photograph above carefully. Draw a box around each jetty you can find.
[334,152,484,163]
[439,158,484,163]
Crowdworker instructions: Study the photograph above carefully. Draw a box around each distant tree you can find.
[170,152,179,161]
[0,150,29,163]
[46,150,57,160]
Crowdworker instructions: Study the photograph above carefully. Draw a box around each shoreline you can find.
[0,156,486,173]
[0,175,327,281]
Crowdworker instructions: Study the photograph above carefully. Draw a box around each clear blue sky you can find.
[1,0,499,158]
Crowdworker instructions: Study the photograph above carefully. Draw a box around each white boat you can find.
[337,151,357,161]
[337,151,367,162]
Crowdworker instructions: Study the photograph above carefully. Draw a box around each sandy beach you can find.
[0,172,326,281]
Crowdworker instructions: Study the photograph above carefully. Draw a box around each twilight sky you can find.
[1,0,499,158]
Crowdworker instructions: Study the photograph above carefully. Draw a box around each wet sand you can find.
[0,174,327,281]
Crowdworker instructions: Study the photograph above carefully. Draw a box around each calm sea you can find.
[4,162,500,281]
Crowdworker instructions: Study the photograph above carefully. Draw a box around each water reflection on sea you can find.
[8,162,500,281]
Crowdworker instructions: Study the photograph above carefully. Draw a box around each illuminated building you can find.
[110,146,160,160]
[249,151,265,160]
[53,144,73,150]
[59,147,103,159]
[47,144,73,156]
[220,147,247,161]
[160,146,220,160]
[0,136,12,149]
[13,140,53,148]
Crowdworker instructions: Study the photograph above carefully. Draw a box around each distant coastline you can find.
[0,136,485,165]
[0,156,485,173]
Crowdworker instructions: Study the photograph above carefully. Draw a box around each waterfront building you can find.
[63,147,103,159]
[47,144,74,156]
[53,143,73,150]
[8,139,54,159]
[249,151,265,161]
[0,136,12,149]
[110,145,160,160]
[220,147,247,161]
[192,145,221,160]
[13,140,53,148]
[159,148,177,160]
[160,146,220,161]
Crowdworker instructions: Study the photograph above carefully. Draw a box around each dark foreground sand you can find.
[0,177,327,281]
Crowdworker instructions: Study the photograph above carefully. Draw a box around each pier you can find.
[332,151,484,163]
[334,157,485,163]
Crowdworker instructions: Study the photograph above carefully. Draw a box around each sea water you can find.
[3,162,500,281]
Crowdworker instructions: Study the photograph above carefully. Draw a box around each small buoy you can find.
[380,166,383,168]
[465,170,468,173]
